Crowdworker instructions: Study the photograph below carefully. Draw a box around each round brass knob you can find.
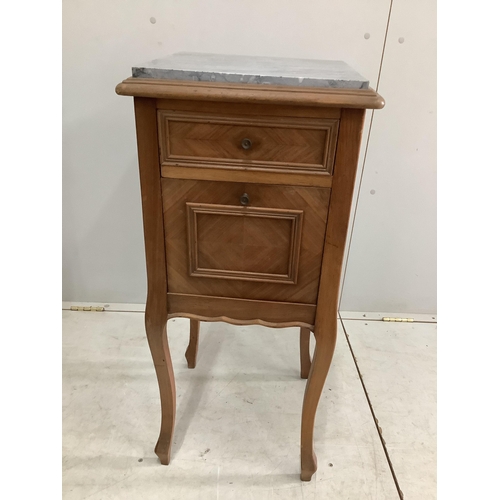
[241,138,252,150]
[240,193,250,206]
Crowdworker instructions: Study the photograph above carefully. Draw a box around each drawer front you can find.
[158,111,339,174]
[162,178,330,304]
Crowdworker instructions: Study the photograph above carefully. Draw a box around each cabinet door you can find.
[162,179,330,304]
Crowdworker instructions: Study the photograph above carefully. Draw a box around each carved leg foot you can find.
[300,324,337,481]
[185,319,200,369]
[145,308,176,465]
[300,327,311,379]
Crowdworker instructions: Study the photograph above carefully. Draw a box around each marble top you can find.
[131,52,369,89]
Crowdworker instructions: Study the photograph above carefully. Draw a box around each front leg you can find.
[134,97,176,465]
[300,323,337,481]
[145,307,176,465]
[300,108,365,480]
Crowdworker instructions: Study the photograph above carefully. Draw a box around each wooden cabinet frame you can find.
[116,78,383,481]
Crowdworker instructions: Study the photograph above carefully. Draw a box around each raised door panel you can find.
[187,203,302,283]
[162,179,330,304]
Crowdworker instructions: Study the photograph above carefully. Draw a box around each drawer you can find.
[158,110,339,174]
[162,178,330,304]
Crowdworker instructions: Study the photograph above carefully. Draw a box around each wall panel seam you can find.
[339,0,395,307]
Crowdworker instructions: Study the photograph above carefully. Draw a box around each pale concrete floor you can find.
[62,310,436,499]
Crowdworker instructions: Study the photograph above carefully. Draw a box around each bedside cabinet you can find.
[116,53,384,481]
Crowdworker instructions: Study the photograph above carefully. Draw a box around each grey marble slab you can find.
[132,52,369,89]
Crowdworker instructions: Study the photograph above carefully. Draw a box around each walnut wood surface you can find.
[162,179,330,304]
[158,110,338,174]
[162,165,333,188]
[167,292,316,329]
[156,99,342,119]
[116,78,385,109]
[300,327,312,379]
[300,108,366,481]
[133,97,176,465]
[185,319,199,369]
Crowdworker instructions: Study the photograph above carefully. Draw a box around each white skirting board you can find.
[62,302,436,323]
[340,311,437,323]
[62,301,146,313]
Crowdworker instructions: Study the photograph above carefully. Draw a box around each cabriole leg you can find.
[185,319,200,368]
[145,308,176,465]
[300,323,337,481]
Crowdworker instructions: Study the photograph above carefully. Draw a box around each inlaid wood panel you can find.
[187,203,303,284]
[158,111,339,174]
[162,179,330,304]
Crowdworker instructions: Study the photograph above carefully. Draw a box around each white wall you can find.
[340,0,437,313]
[62,0,436,313]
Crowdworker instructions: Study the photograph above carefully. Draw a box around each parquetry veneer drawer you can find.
[158,110,339,174]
